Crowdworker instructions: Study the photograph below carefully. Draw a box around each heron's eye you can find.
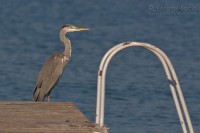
[61,24,76,30]
[70,25,76,29]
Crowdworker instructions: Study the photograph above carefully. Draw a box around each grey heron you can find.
[33,24,89,102]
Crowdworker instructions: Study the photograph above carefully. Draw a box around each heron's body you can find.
[33,53,69,101]
[33,24,89,102]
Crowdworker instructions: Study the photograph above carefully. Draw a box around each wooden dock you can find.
[0,101,106,133]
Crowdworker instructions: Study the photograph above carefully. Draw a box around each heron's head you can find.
[61,24,89,33]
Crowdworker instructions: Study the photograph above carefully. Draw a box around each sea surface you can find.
[0,0,199,133]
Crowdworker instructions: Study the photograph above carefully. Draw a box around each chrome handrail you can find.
[95,42,194,133]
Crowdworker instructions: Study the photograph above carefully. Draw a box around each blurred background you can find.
[0,0,199,132]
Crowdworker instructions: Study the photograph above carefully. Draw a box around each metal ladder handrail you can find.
[95,42,194,133]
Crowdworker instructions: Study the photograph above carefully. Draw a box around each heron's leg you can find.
[48,95,51,102]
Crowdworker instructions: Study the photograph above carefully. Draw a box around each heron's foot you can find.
[48,95,51,102]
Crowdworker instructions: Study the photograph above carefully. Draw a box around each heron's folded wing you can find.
[36,53,63,86]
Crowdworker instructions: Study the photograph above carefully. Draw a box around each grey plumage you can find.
[33,24,89,102]
[33,53,69,101]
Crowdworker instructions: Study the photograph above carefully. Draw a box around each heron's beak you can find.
[75,27,90,31]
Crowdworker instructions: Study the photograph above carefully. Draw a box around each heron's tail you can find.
[33,87,45,102]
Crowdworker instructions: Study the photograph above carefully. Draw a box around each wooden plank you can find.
[0,101,100,133]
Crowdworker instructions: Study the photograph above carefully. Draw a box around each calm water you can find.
[0,0,200,132]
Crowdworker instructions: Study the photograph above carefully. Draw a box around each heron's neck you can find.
[59,30,71,58]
